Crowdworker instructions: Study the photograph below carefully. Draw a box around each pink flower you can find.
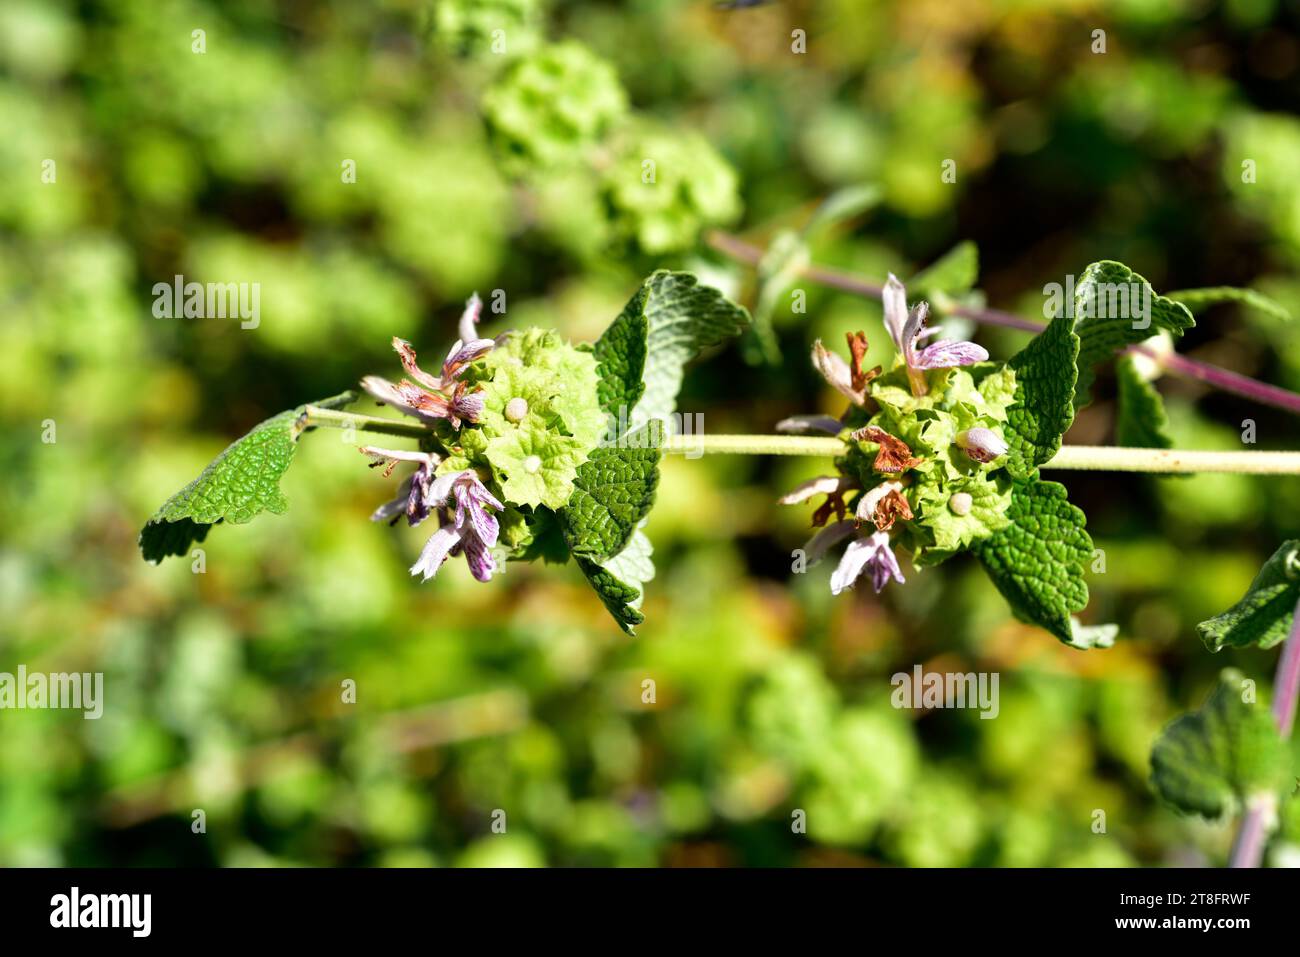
[362,447,441,526]
[883,274,988,396]
[360,295,495,429]
[410,470,504,583]
[955,427,1008,464]
[830,530,905,595]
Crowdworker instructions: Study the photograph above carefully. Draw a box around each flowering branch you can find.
[707,230,1300,417]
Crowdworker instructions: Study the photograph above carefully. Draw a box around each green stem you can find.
[301,411,1300,475]
[664,434,1300,474]
[300,405,430,440]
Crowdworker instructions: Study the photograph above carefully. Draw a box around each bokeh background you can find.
[3,0,1300,867]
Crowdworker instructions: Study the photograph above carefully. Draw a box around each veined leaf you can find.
[139,392,356,563]
[1150,669,1291,819]
[972,478,1094,646]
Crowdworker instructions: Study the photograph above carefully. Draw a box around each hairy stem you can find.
[300,405,430,440]
[665,434,1300,474]
[707,230,1300,416]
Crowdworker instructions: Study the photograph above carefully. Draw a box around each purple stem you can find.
[708,230,1300,417]
[1227,592,1300,869]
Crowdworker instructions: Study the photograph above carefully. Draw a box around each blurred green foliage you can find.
[2,0,1300,867]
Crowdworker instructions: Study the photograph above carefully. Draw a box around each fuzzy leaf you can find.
[559,422,663,561]
[1003,313,1079,478]
[602,527,655,609]
[1198,541,1300,652]
[972,478,1094,645]
[1115,353,1175,449]
[1167,286,1292,323]
[140,392,356,562]
[594,271,750,435]
[1073,260,1195,409]
[575,556,645,635]
[1150,669,1291,819]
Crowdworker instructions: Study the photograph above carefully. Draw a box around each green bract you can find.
[481,41,627,171]
[456,327,606,510]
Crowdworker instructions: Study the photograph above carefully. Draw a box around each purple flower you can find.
[883,274,988,396]
[360,295,495,429]
[829,530,905,595]
[410,470,504,583]
[362,447,441,526]
[458,292,483,343]
[955,427,1008,464]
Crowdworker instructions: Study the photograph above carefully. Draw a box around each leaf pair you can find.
[562,271,750,632]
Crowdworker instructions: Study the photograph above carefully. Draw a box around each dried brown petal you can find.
[845,331,881,394]
[854,425,923,473]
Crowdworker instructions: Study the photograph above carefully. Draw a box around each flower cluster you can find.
[781,275,1014,595]
[358,295,607,585]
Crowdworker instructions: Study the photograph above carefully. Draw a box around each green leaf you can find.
[1166,286,1293,323]
[602,527,654,610]
[1115,353,1174,449]
[593,271,750,436]
[972,478,1094,645]
[1150,669,1291,819]
[1003,313,1079,478]
[140,392,356,563]
[1072,260,1195,409]
[575,555,645,635]
[803,184,881,240]
[750,230,808,362]
[1198,541,1300,652]
[559,422,662,561]
[591,307,647,417]
[908,241,979,299]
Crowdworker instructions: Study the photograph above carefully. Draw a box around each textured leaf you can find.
[1003,313,1079,478]
[908,241,979,298]
[1167,286,1292,323]
[972,478,1094,645]
[140,392,357,562]
[1073,260,1195,409]
[594,271,750,435]
[559,422,662,561]
[591,307,647,416]
[1115,353,1174,449]
[1198,541,1300,652]
[1150,669,1291,819]
[602,527,655,610]
[575,556,646,635]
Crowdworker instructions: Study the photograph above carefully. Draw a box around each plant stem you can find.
[300,405,430,440]
[1227,594,1300,869]
[665,434,1300,474]
[303,406,1300,475]
[706,230,1300,417]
